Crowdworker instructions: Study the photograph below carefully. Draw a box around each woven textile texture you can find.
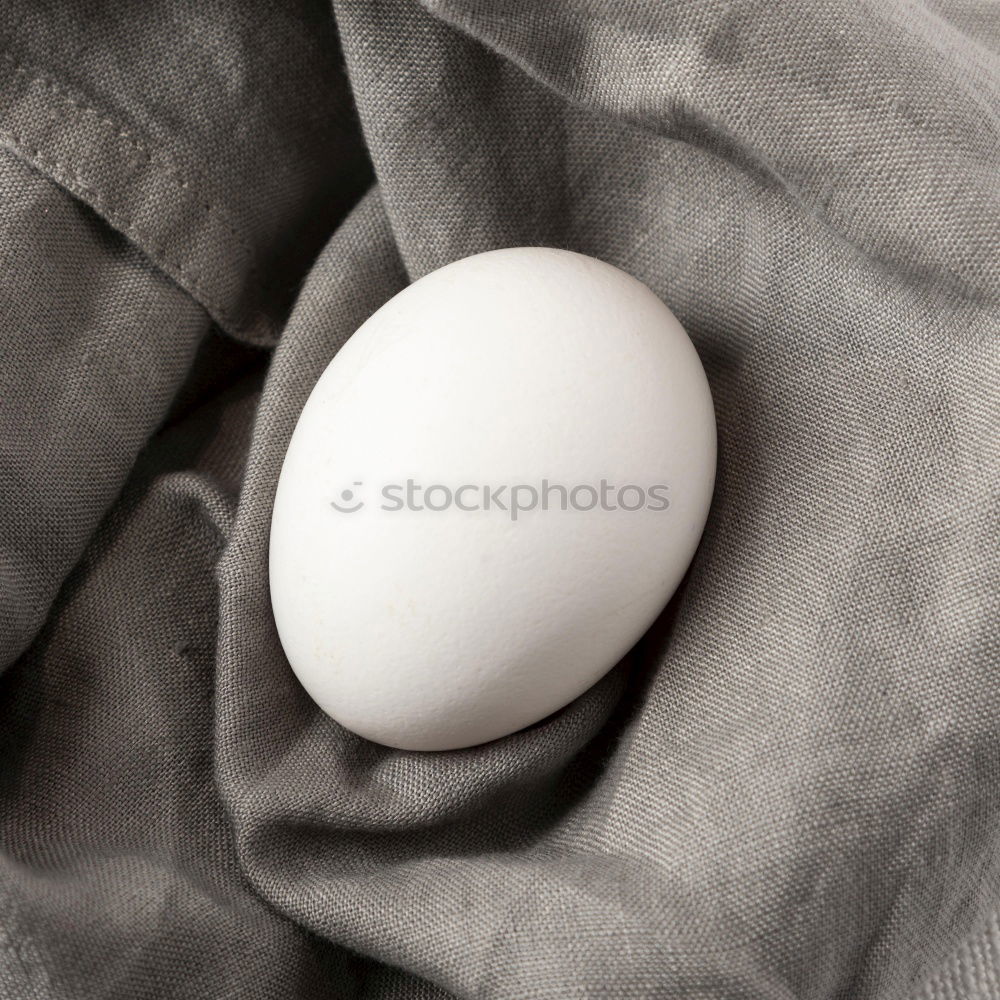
[1,1,998,997]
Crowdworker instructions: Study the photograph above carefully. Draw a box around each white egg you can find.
[269,248,715,751]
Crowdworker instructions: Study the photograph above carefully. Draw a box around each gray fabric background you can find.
[1,1,997,997]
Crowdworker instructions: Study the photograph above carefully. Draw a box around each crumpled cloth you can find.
[1,1,997,997]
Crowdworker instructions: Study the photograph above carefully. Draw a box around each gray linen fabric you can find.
[1,1,998,998]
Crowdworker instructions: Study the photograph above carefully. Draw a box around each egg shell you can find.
[269,247,716,751]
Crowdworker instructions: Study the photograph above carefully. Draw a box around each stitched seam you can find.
[0,50,256,268]
[0,124,244,331]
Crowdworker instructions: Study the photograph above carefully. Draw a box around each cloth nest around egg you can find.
[0,2,997,998]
